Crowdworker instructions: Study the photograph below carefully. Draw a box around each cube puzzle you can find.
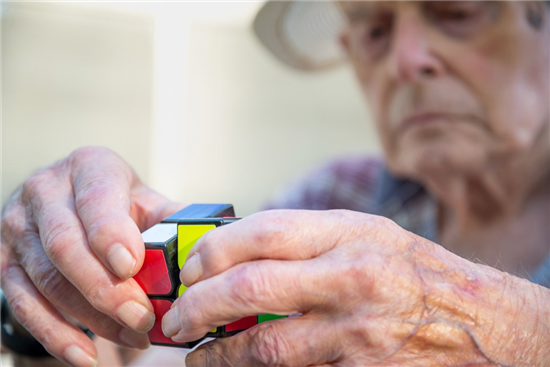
[133,203,286,348]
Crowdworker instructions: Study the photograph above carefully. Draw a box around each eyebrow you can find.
[340,1,399,22]
[339,2,376,20]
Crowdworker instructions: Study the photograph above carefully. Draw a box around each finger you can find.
[21,165,155,334]
[127,184,187,232]
[1,251,97,367]
[180,209,374,287]
[164,256,359,342]
[185,316,343,367]
[68,147,146,280]
[3,199,149,349]
[70,148,185,279]
[13,223,150,349]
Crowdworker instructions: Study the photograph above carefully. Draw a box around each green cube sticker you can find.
[258,314,287,323]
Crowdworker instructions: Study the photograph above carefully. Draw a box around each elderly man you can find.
[1,1,549,367]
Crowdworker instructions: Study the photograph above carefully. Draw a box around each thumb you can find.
[185,316,341,367]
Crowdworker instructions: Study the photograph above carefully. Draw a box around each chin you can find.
[385,126,489,181]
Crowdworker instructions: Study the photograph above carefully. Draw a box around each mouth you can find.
[399,112,463,131]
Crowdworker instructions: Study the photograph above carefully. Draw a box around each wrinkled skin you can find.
[166,3,550,365]
[166,210,549,367]
[2,1,550,367]
[0,147,184,367]
[340,1,550,185]
[340,1,550,253]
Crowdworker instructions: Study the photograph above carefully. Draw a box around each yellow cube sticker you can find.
[177,224,216,270]
[178,224,217,334]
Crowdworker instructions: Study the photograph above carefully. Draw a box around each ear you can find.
[338,29,351,55]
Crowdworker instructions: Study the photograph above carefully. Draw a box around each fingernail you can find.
[64,345,97,367]
[116,301,155,333]
[180,253,203,286]
[119,328,151,350]
[162,307,181,338]
[107,243,136,279]
[186,348,206,367]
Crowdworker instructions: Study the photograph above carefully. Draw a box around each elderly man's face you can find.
[340,1,549,180]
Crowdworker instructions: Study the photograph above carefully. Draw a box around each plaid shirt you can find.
[265,156,550,288]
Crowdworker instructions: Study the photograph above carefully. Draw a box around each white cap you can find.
[253,1,347,71]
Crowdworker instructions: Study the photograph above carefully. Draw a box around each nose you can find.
[387,13,445,83]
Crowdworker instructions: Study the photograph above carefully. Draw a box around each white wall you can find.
[2,2,154,202]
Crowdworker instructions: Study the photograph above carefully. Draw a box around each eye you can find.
[345,8,394,61]
[370,24,389,40]
[362,15,393,59]
[424,1,499,38]
[441,6,473,20]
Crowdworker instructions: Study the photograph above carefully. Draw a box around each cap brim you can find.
[253,1,347,71]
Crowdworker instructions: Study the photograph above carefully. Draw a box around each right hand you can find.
[1,147,185,367]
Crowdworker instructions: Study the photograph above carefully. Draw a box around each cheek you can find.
[356,68,395,154]
[447,21,550,153]
[498,40,550,150]
[461,57,547,152]
[491,80,549,151]
[367,89,398,164]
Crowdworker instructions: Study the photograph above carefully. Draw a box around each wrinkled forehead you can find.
[338,1,550,42]
[338,1,500,17]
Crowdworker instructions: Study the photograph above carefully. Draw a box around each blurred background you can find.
[2,1,380,217]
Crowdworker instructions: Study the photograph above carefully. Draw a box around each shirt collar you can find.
[373,164,425,211]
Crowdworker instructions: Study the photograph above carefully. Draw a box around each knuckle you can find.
[200,342,231,367]
[74,177,110,210]
[369,215,412,250]
[73,179,132,224]
[344,211,405,245]
[1,203,27,245]
[21,170,54,203]
[248,213,289,247]
[20,168,70,220]
[0,260,19,286]
[9,292,58,349]
[83,213,116,241]
[250,323,290,366]
[369,213,398,231]
[8,291,33,326]
[81,280,111,311]
[177,291,206,332]
[230,265,273,307]
[41,222,80,263]
[69,147,130,185]
[33,264,71,302]
[35,321,58,349]
[69,146,113,166]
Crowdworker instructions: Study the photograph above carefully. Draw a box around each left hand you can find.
[161,210,548,367]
